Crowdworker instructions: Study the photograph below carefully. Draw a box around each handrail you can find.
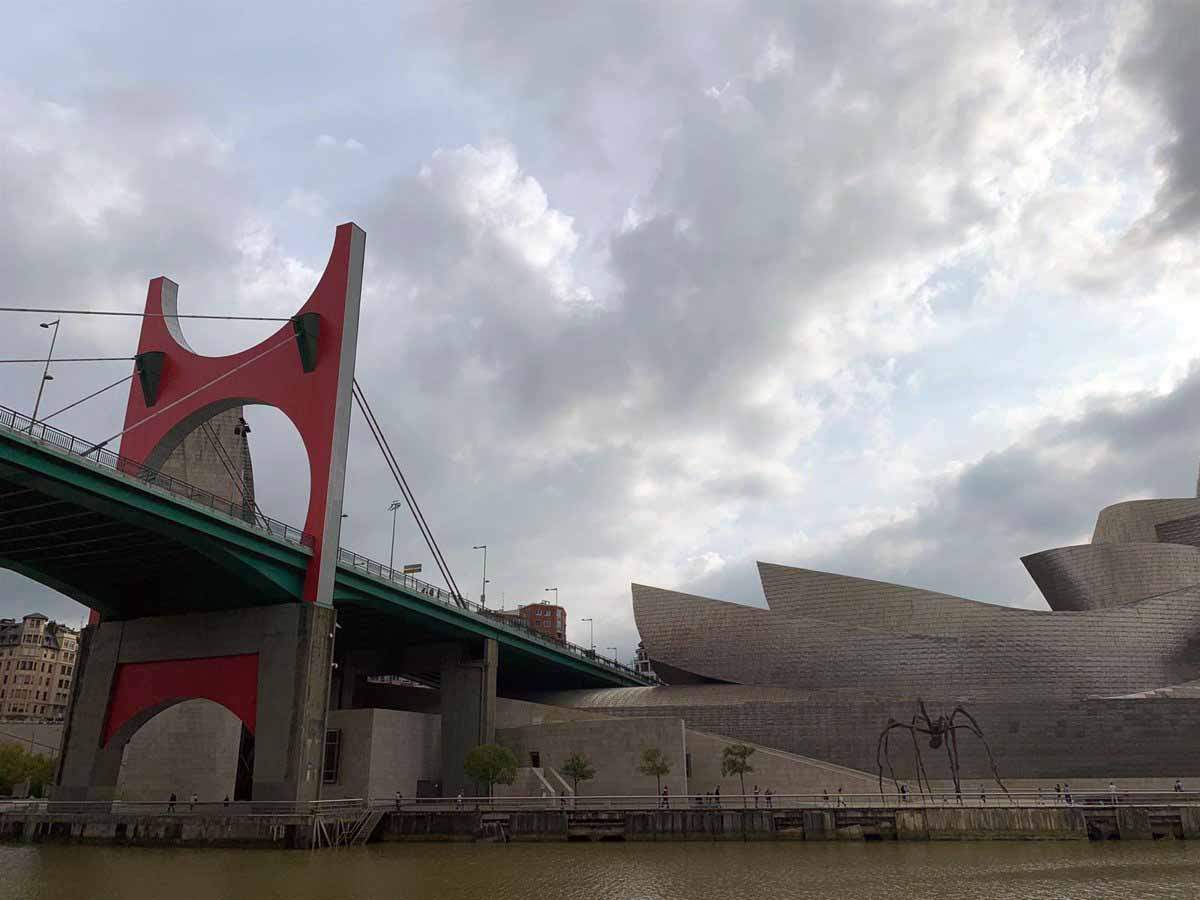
[0,404,649,684]
[7,790,1200,817]
[335,546,649,683]
[0,405,312,548]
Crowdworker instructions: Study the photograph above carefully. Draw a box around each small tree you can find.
[721,743,756,799]
[560,751,596,796]
[463,744,519,797]
[638,746,671,795]
[0,744,55,798]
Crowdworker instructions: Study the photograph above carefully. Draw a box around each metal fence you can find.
[384,790,1200,812]
[8,791,1200,818]
[0,405,311,547]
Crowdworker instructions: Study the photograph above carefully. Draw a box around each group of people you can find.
[654,785,774,808]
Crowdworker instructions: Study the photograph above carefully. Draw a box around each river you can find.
[3,841,1200,899]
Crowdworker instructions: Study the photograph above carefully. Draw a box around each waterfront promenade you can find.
[5,791,1200,848]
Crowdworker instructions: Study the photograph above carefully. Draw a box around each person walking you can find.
[189,792,198,811]
[1064,783,1072,805]
[714,786,720,808]
[822,788,829,805]
[661,785,670,809]
[753,784,760,808]
[979,786,987,805]
[1055,783,1062,803]
[765,788,773,808]
[1109,781,1118,805]
[1175,778,1184,793]
[837,786,844,807]
[167,792,176,813]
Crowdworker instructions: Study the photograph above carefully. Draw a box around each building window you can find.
[322,730,342,784]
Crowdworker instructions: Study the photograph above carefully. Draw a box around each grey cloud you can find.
[1123,0,1200,237]
[690,364,1200,611]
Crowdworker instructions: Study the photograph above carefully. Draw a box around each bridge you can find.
[0,222,647,805]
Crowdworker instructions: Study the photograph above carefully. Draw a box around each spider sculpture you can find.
[876,699,1009,799]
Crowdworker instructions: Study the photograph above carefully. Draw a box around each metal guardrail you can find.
[336,547,649,683]
[382,790,1200,812]
[0,798,369,817]
[0,405,311,547]
[7,791,1200,818]
[0,405,648,683]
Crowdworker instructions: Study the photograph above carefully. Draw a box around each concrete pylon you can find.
[439,639,498,797]
[56,605,335,802]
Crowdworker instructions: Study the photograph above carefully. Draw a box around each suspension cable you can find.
[0,306,291,322]
[351,379,465,606]
[39,371,136,424]
[0,357,135,364]
[81,333,297,456]
[198,418,269,526]
[351,379,459,601]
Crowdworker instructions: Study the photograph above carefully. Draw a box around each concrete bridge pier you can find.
[439,638,497,797]
[55,604,335,803]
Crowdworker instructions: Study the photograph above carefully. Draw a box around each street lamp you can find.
[473,545,487,607]
[582,617,594,651]
[545,587,558,606]
[30,319,60,428]
[387,499,403,574]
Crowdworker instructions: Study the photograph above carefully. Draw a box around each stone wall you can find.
[116,699,241,802]
[322,708,440,800]
[536,686,1200,782]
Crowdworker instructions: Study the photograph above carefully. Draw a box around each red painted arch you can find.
[102,653,259,745]
[116,223,365,604]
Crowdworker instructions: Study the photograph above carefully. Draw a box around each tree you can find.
[637,746,671,795]
[721,743,756,799]
[0,744,55,798]
[462,744,519,797]
[560,751,596,796]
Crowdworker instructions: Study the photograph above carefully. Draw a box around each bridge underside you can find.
[0,464,304,619]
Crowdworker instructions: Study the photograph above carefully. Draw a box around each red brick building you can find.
[520,603,566,641]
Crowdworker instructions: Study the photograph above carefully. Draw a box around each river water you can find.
[3,841,1200,899]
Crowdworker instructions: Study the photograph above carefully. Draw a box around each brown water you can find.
[3,841,1200,899]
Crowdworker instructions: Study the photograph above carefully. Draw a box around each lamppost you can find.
[582,617,594,651]
[30,319,60,429]
[544,587,558,607]
[387,499,403,574]
[473,545,488,607]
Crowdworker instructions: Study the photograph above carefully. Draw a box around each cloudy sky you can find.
[1,1,1199,658]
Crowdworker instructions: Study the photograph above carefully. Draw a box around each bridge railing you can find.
[383,790,1200,811]
[1,405,645,682]
[0,405,312,548]
[335,547,649,683]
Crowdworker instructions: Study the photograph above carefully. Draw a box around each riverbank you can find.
[5,802,1200,848]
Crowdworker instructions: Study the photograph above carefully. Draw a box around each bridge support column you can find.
[56,604,335,803]
[439,638,497,797]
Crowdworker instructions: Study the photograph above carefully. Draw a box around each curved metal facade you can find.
[544,478,1200,780]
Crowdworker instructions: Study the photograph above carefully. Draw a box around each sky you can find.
[1,1,1199,659]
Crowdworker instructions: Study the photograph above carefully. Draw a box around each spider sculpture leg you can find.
[949,706,1011,798]
[910,717,936,795]
[876,720,908,795]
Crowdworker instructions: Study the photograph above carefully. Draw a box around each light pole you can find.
[30,319,60,428]
[387,499,403,574]
[582,617,594,651]
[473,545,488,607]
[545,587,558,607]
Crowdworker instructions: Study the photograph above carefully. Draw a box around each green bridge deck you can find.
[0,411,647,691]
